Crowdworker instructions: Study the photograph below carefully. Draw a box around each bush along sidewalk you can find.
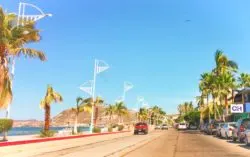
[0,119,13,141]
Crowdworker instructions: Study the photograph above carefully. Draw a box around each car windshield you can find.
[136,123,146,126]
[229,124,236,128]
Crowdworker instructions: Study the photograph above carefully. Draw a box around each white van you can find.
[178,123,187,130]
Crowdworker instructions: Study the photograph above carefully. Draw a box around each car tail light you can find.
[240,125,245,132]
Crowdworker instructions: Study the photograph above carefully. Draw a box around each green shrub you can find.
[40,130,56,137]
[112,124,118,128]
[0,119,13,133]
[92,127,101,133]
[108,127,113,132]
[118,125,124,131]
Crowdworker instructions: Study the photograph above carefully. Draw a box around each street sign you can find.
[231,104,244,113]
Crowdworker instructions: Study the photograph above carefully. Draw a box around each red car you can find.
[134,122,148,135]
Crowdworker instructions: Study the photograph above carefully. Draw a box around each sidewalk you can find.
[0,130,130,147]
[0,130,134,157]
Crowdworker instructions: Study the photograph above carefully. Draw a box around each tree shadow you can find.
[239,144,250,150]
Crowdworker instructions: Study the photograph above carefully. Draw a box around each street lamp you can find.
[122,81,133,103]
[90,59,109,133]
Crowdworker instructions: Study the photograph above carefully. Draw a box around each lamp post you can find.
[90,59,109,133]
[122,81,133,103]
[6,2,52,119]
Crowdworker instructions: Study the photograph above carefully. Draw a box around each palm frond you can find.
[13,48,46,61]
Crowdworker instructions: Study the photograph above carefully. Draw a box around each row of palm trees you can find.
[137,105,166,125]
[177,102,194,116]
[104,102,128,124]
[196,50,250,123]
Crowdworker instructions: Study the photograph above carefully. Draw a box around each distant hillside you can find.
[13,119,43,127]
[52,105,137,126]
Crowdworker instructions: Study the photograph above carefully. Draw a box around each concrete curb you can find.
[0,131,130,147]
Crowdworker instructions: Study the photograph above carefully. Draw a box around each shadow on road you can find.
[178,130,201,134]
[239,145,250,150]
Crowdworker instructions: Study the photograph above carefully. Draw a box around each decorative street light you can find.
[122,81,133,103]
[79,80,93,96]
[90,59,109,133]
[6,2,52,119]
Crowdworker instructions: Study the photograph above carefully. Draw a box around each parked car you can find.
[200,123,206,132]
[232,118,250,142]
[216,123,225,137]
[161,124,168,130]
[243,122,250,146]
[189,123,198,130]
[203,123,209,134]
[178,123,187,130]
[134,122,148,135]
[220,122,236,139]
[207,121,218,135]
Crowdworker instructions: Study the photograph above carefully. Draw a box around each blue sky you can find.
[1,0,250,120]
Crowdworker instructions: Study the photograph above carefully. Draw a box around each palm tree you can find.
[196,94,205,124]
[105,104,116,124]
[40,85,63,131]
[114,102,128,124]
[151,105,160,125]
[72,97,92,134]
[138,107,148,122]
[213,50,238,75]
[238,73,250,88]
[82,97,104,126]
[220,73,236,116]
[0,7,46,109]
[213,51,238,119]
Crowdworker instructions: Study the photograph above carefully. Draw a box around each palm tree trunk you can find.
[94,106,98,126]
[213,98,217,120]
[44,104,50,131]
[225,96,229,116]
[73,112,78,134]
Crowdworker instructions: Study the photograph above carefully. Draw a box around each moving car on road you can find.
[134,122,148,135]
[155,125,161,130]
[232,118,250,142]
[178,123,187,130]
[161,124,168,130]
[220,122,236,139]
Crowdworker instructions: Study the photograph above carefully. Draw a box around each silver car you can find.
[232,118,250,142]
[220,122,236,139]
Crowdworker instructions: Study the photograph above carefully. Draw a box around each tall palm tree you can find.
[0,7,46,109]
[105,104,116,124]
[114,102,128,123]
[72,97,92,134]
[151,105,160,125]
[138,107,148,122]
[213,50,238,75]
[40,85,63,131]
[220,73,236,116]
[238,73,250,88]
[213,50,238,119]
[196,94,205,124]
[83,97,104,126]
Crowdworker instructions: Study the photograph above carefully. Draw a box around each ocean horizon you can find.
[0,126,90,136]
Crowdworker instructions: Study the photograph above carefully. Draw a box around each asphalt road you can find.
[125,129,250,157]
[3,129,250,157]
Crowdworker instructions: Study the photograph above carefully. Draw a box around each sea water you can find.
[0,127,89,136]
